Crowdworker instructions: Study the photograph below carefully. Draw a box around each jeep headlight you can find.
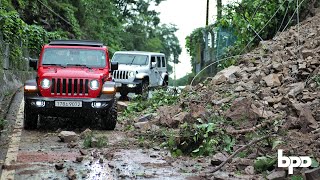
[40,78,51,89]
[89,80,100,90]
[128,71,135,78]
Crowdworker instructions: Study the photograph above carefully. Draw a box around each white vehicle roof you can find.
[114,51,165,56]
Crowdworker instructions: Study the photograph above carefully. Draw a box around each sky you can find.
[153,0,235,79]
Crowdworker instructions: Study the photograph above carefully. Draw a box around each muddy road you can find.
[0,90,200,180]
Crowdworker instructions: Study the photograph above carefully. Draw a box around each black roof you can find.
[49,40,104,47]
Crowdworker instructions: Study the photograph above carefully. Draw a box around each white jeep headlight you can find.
[90,80,100,90]
[128,71,135,78]
[40,78,51,89]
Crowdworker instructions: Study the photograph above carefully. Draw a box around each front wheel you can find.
[139,80,149,99]
[101,97,117,130]
[119,88,129,97]
[24,104,38,130]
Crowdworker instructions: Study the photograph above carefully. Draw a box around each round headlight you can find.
[40,78,51,89]
[90,80,100,90]
[128,71,135,78]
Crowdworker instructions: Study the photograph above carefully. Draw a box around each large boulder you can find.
[226,97,273,124]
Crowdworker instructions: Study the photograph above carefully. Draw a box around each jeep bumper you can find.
[115,79,142,92]
[25,96,115,118]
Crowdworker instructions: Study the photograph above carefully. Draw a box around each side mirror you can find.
[151,62,156,69]
[111,61,118,71]
[29,59,38,70]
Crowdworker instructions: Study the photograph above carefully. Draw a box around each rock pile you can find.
[158,13,320,132]
[144,9,320,179]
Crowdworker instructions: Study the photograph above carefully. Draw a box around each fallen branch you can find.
[210,134,277,173]
[226,119,274,134]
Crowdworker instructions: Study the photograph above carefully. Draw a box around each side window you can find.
[157,56,161,68]
[151,56,156,63]
[161,57,166,67]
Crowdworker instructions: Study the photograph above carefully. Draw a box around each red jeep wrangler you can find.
[24,40,118,130]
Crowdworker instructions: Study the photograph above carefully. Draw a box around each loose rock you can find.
[266,171,286,180]
[55,163,64,170]
[58,131,78,143]
[210,153,227,166]
[67,168,77,180]
[80,128,92,139]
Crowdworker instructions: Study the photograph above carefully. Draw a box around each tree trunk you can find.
[217,0,222,20]
[206,0,210,26]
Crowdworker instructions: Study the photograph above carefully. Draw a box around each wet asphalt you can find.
[0,90,193,180]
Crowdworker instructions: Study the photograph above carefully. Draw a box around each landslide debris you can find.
[124,10,320,179]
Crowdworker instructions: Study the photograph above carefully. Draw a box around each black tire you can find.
[24,104,38,130]
[139,80,149,99]
[119,88,129,97]
[162,77,168,87]
[101,97,117,130]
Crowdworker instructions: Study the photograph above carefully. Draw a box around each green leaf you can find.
[272,140,283,150]
[254,156,277,173]
[291,175,303,180]
[192,148,200,153]
[311,158,319,168]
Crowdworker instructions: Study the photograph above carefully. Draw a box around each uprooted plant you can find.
[83,132,108,148]
[120,89,180,119]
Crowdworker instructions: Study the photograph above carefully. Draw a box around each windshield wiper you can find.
[66,64,91,69]
[129,56,136,65]
[42,63,66,67]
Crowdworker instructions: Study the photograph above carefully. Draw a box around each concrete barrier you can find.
[0,70,35,101]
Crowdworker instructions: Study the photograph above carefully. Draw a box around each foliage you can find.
[254,156,276,173]
[1,0,181,70]
[83,132,108,148]
[216,0,309,54]
[311,158,319,168]
[0,9,67,69]
[186,0,312,76]
[290,176,304,180]
[312,75,320,88]
[122,89,179,118]
[83,133,93,148]
[185,28,205,73]
[0,118,6,130]
[159,116,238,157]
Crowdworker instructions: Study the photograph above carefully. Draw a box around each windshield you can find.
[41,48,106,67]
[112,54,148,65]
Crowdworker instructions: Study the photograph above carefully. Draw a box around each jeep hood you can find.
[117,64,149,72]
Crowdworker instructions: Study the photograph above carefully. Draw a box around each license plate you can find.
[55,101,82,107]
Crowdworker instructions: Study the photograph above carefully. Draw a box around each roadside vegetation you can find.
[0,118,5,130]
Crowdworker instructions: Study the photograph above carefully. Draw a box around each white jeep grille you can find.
[113,70,129,80]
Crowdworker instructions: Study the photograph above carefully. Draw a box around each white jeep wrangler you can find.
[111,51,168,97]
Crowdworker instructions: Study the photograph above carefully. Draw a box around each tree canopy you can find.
[0,0,181,71]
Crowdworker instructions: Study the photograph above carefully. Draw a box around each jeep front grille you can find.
[113,70,129,80]
[51,78,89,96]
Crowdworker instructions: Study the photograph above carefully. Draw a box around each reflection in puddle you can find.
[86,160,112,180]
